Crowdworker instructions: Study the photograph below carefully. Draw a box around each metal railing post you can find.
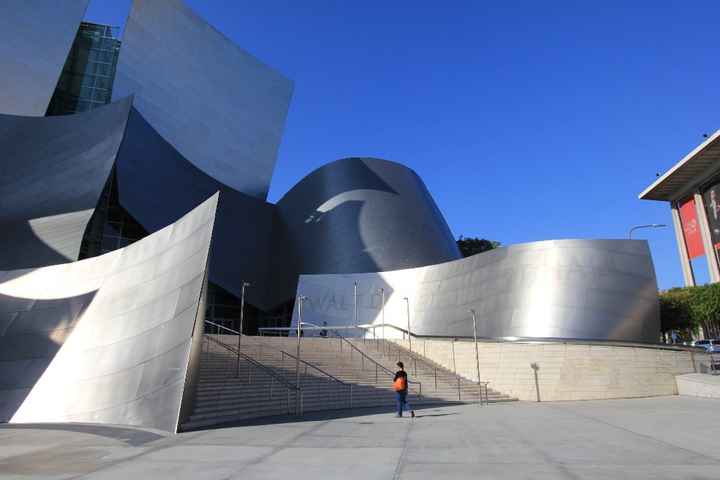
[452,338,457,375]
[236,281,250,378]
[471,309,482,406]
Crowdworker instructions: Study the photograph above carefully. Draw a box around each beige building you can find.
[640,130,720,286]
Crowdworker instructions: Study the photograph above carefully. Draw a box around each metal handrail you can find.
[357,325,486,405]
[204,334,303,415]
[212,322,348,388]
[206,321,352,409]
[258,326,422,398]
[205,323,299,392]
[332,330,424,398]
[357,323,706,353]
[280,349,349,387]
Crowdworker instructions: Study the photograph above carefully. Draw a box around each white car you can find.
[693,339,720,352]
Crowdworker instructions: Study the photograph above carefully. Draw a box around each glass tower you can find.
[47,22,121,115]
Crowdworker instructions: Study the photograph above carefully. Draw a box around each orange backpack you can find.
[393,376,407,392]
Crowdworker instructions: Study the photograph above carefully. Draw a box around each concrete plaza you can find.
[1,396,719,479]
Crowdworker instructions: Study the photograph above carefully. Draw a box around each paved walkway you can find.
[1,396,719,479]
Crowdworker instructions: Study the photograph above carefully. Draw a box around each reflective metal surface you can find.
[0,0,89,116]
[115,108,275,309]
[113,0,293,198]
[293,239,660,343]
[0,98,133,269]
[270,157,461,306]
[2,194,218,432]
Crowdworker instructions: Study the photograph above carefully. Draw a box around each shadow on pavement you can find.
[183,403,466,432]
[0,422,165,446]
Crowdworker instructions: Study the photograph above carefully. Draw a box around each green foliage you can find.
[659,283,720,339]
[658,287,692,332]
[457,236,501,258]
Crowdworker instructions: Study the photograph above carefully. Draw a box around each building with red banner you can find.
[640,130,720,285]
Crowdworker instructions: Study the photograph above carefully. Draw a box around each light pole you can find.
[353,281,358,327]
[403,297,412,354]
[628,223,667,239]
[236,281,251,377]
[470,309,482,405]
[295,295,306,414]
[378,288,385,350]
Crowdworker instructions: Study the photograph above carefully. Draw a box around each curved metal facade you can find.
[270,157,461,306]
[0,98,132,270]
[113,0,293,198]
[0,0,89,116]
[115,108,275,310]
[1,194,217,432]
[293,239,660,343]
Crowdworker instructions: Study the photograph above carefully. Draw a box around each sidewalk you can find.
[1,396,719,479]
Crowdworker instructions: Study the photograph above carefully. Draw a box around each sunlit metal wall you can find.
[293,239,660,343]
[113,0,293,198]
[2,194,217,432]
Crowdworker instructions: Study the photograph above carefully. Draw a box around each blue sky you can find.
[85,1,720,290]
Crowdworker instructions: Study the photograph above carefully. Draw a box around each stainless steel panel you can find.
[270,157,461,306]
[293,239,660,343]
[113,0,293,198]
[0,0,89,116]
[1,194,218,432]
[115,108,275,309]
[0,98,133,269]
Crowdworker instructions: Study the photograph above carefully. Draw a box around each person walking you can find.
[393,361,415,418]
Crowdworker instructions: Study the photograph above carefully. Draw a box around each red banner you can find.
[679,198,705,259]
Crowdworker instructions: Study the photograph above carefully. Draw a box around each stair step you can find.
[185,335,518,430]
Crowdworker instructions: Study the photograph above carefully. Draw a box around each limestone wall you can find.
[390,339,706,401]
[676,373,720,399]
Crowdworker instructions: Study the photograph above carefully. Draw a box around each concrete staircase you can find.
[181,334,516,431]
[349,338,512,403]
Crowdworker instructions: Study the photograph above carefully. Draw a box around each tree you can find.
[687,283,720,339]
[658,287,692,333]
[658,283,720,340]
[456,236,501,258]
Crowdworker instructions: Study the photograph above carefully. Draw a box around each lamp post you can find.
[628,223,667,239]
[235,281,251,377]
[295,295,306,414]
[403,297,412,354]
[378,288,385,351]
[470,309,482,404]
[353,281,358,326]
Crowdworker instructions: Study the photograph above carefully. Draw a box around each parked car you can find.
[693,339,720,352]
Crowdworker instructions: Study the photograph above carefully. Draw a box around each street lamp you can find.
[235,281,251,377]
[628,224,667,239]
[353,281,358,327]
[295,295,307,413]
[378,288,385,350]
[403,297,412,354]
[470,309,482,405]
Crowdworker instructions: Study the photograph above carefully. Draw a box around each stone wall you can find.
[390,339,706,401]
[676,373,720,399]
